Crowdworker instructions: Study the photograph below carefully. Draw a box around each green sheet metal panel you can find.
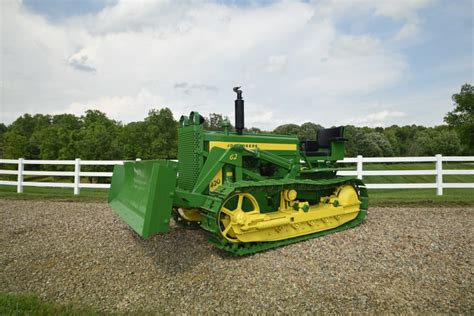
[108,160,177,238]
[178,124,203,191]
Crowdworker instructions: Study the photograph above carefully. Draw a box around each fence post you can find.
[436,154,443,196]
[356,155,363,180]
[17,158,24,193]
[74,158,81,195]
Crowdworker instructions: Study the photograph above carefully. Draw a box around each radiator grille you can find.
[178,127,203,191]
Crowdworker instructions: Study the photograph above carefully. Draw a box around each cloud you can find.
[312,0,432,41]
[230,103,298,130]
[1,0,438,129]
[173,82,218,95]
[63,89,164,122]
[312,0,432,20]
[392,20,421,42]
[344,110,407,127]
[67,52,97,72]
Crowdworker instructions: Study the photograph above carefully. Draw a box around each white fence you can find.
[337,155,474,195]
[0,158,135,195]
[0,155,473,196]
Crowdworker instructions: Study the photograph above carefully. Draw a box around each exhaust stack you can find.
[234,87,244,135]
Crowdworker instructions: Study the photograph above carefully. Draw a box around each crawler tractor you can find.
[109,87,368,255]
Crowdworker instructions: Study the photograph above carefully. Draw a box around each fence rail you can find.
[337,155,474,195]
[0,155,473,196]
[0,158,133,195]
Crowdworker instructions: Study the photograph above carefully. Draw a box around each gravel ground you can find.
[1,199,473,314]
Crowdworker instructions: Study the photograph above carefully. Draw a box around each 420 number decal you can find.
[210,177,221,190]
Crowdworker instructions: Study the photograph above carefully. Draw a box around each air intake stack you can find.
[234,86,244,135]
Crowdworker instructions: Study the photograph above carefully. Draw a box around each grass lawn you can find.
[0,292,99,316]
[368,188,474,206]
[340,162,474,184]
[0,186,108,202]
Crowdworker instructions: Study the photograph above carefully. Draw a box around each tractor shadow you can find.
[131,222,247,275]
[118,212,251,276]
[108,204,246,276]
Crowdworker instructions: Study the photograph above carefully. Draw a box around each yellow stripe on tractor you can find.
[209,141,297,151]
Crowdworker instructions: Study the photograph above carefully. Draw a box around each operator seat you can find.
[301,126,347,157]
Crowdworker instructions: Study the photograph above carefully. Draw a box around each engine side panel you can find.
[177,124,203,191]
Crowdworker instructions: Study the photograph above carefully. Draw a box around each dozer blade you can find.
[108,160,178,238]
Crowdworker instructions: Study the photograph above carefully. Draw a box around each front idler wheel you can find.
[218,192,260,243]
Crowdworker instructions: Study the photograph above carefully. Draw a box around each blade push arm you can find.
[193,145,299,194]
[192,146,243,194]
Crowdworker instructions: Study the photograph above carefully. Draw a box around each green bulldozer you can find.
[109,87,368,255]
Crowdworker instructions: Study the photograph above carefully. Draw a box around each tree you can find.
[8,113,51,137]
[0,123,7,158]
[343,125,361,157]
[33,114,81,160]
[76,110,122,160]
[2,132,29,159]
[410,128,461,156]
[205,113,225,131]
[73,110,123,182]
[120,121,148,160]
[343,126,394,157]
[356,134,382,157]
[444,83,474,154]
[389,125,426,156]
[273,124,300,136]
[383,128,401,156]
[434,130,462,155]
[371,133,394,157]
[143,108,178,159]
[2,114,52,159]
[298,122,322,141]
[245,127,262,134]
[355,132,394,157]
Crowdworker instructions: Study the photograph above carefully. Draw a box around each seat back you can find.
[317,126,344,148]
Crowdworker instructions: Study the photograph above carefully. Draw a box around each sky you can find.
[0,0,472,130]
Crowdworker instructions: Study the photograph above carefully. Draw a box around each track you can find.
[200,177,368,255]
